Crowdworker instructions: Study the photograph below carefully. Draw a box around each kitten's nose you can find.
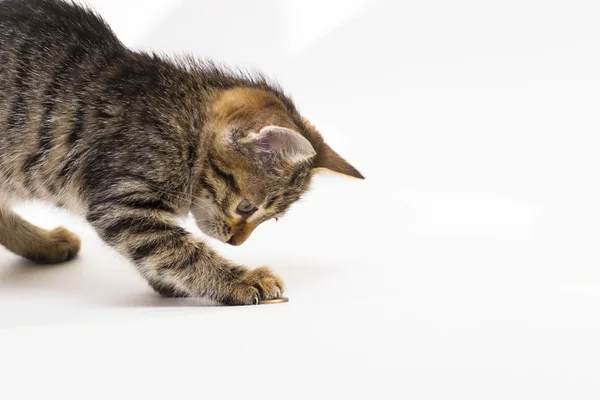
[227,222,257,246]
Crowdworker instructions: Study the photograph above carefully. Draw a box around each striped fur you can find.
[0,0,363,304]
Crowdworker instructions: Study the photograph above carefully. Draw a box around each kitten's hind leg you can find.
[0,208,81,264]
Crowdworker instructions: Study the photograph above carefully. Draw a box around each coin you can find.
[258,297,289,305]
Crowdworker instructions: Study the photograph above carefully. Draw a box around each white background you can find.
[1,0,600,398]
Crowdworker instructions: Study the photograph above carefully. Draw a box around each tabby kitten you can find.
[0,0,363,305]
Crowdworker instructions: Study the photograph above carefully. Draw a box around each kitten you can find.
[0,0,363,305]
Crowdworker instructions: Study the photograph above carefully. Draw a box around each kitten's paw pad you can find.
[28,227,82,264]
[225,267,285,305]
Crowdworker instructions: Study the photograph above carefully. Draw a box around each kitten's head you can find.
[191,87,363,245]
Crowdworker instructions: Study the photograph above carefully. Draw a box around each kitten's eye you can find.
[237,199,257,215]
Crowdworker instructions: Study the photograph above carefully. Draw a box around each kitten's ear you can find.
[239,126,316,164]
[313,141,365,179]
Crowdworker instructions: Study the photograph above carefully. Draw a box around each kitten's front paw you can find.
[223,267,285,305]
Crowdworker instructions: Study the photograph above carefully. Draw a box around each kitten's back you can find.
[0,0,123,115]
[0,0,123,89]
[0,0,125,198]
[0,0,121,46]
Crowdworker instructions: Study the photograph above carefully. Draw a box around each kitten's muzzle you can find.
[227,222,257,246]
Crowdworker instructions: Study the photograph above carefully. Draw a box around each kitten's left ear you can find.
[300,119,364,179]
[239,125,316,164]
[312,141,365,180]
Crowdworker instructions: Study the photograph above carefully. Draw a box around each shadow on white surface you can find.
[0,254,210,310]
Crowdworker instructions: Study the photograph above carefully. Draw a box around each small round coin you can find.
[258,297,289,305]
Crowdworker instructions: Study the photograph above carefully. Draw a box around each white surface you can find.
[2,0,600,398]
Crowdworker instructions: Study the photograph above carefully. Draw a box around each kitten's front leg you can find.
[86,202,284,305]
